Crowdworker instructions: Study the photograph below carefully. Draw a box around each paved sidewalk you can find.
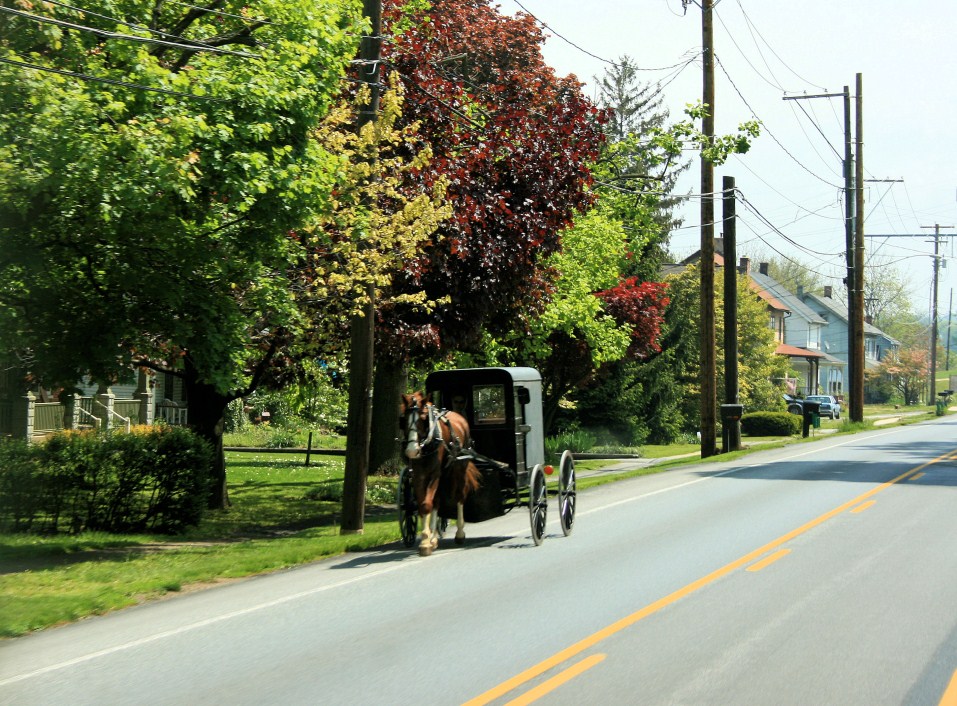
[576,452,699,478]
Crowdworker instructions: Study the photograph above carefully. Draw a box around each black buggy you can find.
[398,367,576,547]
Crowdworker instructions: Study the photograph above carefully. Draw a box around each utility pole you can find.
[851,72,865,422]
[341,0,382,534]
[843,85,855,410]
[783,82,862,417]
[865,227,955,403]
[722,176,741,452]
[947,289,953,371]
[922,224,954,402]
[697,0,718,457]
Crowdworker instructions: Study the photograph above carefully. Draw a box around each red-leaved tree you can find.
[596,278,670,359]
[366,0,607,467]
[377,0,605,351]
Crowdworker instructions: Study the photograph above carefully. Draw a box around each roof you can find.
[775,343,826,359]
[749,271,827,324]
[802,291,900,345]
[748,278,789,312]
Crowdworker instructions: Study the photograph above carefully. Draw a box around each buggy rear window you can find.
[473,384,507,425]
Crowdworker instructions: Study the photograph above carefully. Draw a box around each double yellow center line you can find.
[464,450,954,706]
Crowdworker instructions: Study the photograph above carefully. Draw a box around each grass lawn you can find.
[0,451,398,638]
[0,404,945,637]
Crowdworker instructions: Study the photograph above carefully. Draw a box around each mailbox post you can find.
[720,403,744,453]
[801,400,821,438]
[936,389,953,417]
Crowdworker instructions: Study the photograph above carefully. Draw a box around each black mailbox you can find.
[720,404,744,453]
[720,404,744,422]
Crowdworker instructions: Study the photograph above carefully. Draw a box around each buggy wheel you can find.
[558,450,576,537]
[529,464,547,546]
[398,467,418,548]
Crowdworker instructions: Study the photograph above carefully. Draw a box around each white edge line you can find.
[0,554,436,687]
[578,425,911,517]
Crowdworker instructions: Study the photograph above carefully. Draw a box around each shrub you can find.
[0,427,212,534]
[740,411,801,437]
[223,398,249,434]
[545,429,597,458]
[0,439,43,531]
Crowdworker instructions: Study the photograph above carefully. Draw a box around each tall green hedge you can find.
[0,426,212,534]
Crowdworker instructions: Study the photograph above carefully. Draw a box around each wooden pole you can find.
[843,85,855,407]
[722,176,740,452]
[341,0,382,534]
[699,0,717,457]
[851,72,865,422]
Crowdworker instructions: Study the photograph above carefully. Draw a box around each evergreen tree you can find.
[593,55,690,280]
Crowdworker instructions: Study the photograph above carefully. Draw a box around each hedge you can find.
[740,411,801,437]
[0,426,213,534]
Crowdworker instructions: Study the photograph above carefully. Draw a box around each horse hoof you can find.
[418,545,433,557]
[454,535,465,546]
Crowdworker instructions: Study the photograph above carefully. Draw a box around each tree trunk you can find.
[183,357,231,510]
[369,358,407,474]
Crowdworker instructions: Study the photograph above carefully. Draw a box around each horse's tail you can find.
[463,461,482,496]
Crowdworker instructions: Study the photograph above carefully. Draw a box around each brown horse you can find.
[399,392,481,556]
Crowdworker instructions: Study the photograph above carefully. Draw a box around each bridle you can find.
[403,399,442,459]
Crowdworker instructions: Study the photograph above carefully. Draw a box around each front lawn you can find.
[0,451,398,637]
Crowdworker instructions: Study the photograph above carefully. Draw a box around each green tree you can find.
[0,1,364,507]
[474,206,667,431]
[594,55,691,280]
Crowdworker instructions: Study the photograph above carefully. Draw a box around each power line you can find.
[0,55,226,102]
[714,55,841,189]
[729,153,844,221]
[509,0,700,73]
[789,98,843,163]
[713,6,783,91]
[0,5,260,58]
[734,0,828,91]
[736,191,844,258]
[735,216,842,280]
[162,0,276,26]
[41,0,252,54]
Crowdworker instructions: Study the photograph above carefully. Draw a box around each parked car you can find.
[782,394,804,415]
[804,394,841,419]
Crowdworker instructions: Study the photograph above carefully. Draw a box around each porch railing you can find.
[34,402,65,433]
[156,401,188,426]
[3,391,170,440]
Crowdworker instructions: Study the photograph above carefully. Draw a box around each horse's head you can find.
[399,392,438,460]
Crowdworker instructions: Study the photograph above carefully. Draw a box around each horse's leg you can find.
[455,501,466,545]
[418,509,432,555]
[418,477,440,556]
[453,461,478,546]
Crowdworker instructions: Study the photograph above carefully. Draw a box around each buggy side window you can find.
[473,384,506,425]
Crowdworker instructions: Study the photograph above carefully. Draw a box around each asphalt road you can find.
[4,418,957,705]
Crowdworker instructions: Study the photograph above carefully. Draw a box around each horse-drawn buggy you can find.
[398,367,576,555]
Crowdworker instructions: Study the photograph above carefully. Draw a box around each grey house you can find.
[746,262,846,396]
[798,285,900,381]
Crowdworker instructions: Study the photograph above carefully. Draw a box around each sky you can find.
[500,0,957,326]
